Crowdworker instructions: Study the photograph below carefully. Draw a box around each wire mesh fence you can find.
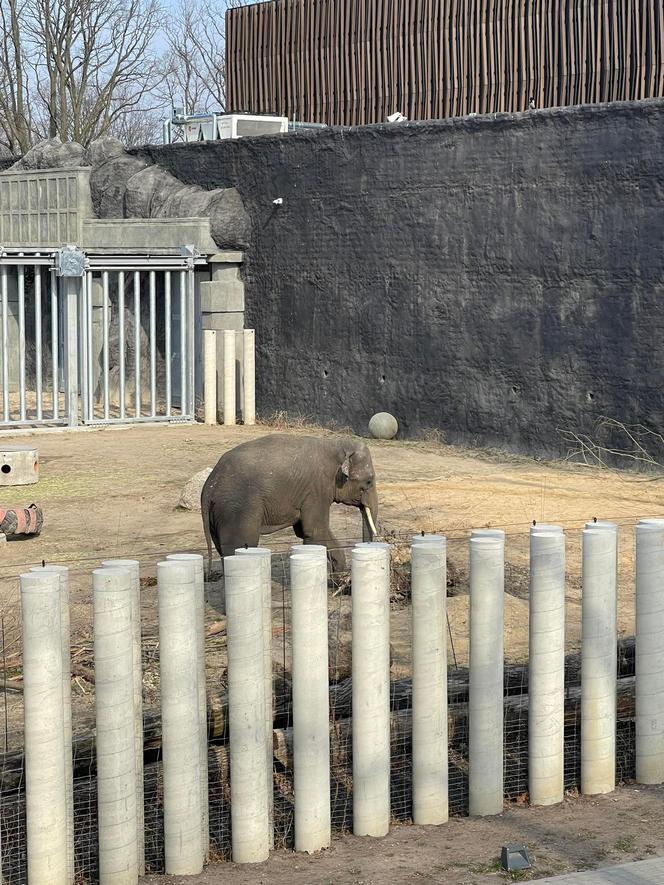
[0,522,639,883]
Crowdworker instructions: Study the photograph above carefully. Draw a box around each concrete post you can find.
[635,522,664,784]
[290,552,331,852]
[166,552,209,858]
[29,564,74,882]
[468,535,504,816]
[235,546,274,848]
[62,276,80,428]
[470,529,506,540]
[92,567,139,885]
[528,527,565,806]
[157,560,204,875]
[20,570,68,885]
[581,525,618,796]
[243,329,256,425]
[223,329,236,425]
[204,330,217,425]
[351,544,391,836]
[100,559,145,873]
[410,538,448,825]
[224,555,270,863]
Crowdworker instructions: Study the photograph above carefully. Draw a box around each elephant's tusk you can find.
[363,505,378,538]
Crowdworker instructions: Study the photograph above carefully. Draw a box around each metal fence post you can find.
[56,247,86,428]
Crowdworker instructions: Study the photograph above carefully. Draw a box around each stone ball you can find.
[369,412,399,440]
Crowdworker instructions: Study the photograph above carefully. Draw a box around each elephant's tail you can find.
[201,484,214,580]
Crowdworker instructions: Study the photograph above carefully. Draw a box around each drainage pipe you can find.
[157,560,204,874]
[351,544,391,836]
[528,528,565,806]
[224,554,270,863]
[468,535,504,816]
[581,526,617,796]
[92,567,139,885]
[21,570,68,884]
[290,552,331,852]
[410,537,448,825]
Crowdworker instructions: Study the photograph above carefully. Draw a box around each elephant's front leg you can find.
[300,505,347,574]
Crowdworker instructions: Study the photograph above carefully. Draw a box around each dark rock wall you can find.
[132,99,664,456]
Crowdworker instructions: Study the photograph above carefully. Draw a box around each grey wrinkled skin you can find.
[201,434,379,576]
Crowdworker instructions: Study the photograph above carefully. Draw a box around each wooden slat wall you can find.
[226,0,664,125]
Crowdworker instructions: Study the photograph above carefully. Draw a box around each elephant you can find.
[201,434,379,576]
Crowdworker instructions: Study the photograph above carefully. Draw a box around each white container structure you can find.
[92,567,139,885]
[468,535,504,816]
[224,554,270,863]
[635,521,664,784]
[410,536,448,825]
[290,552,331,852]
[581,525,618,796]
[157,560,205,875]
[20,570,69,885]
[236,546,274,847]
[351,543,391,837]
[528,527,565,806]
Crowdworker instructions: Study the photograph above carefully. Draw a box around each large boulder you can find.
[88,137,149,217]
[178,467,213,512]
[10,138,89,170]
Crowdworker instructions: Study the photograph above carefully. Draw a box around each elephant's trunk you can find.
[361,485,379,542]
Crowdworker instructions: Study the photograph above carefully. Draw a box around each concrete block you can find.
[209,252,244,265]
[200,281,244,313]
[201,311,245,332]
[209,263,241,284]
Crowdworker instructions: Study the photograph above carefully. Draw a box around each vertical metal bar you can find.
[118,271,126,420]
[1,266,8,422]
[187,267,195,421]
[134,271,141,418]
[179,270,186,416]
[51,269,59,420]
[79,272,88,424]
[149,270,156,417]
[35,266,43,420]
[64,277,79,428]
[165,271,172,417]
[86,271,93,421]
[18,262,26,421]
[102,271,110,420]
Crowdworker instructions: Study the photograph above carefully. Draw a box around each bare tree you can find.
[559,416,664,478]
[159,0,242,116]
[0,0,163,149]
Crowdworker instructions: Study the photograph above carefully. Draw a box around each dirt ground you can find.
[142,785,664,884]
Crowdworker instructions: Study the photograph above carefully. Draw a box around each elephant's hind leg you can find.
[214,503,262,558]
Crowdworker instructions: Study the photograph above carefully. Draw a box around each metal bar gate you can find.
[0,247,200,429]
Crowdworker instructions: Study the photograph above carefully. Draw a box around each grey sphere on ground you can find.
[369,412,399,440]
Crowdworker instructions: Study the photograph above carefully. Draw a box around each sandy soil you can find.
[142,785,664,884]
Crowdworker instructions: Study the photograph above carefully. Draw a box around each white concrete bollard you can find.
[635,522,664,784]
[243,329,256,426]
[203,329,217,425]
[100,559,145,873]
[29,564,74,882]
[92,567,139,885]
[236,546,274,848]
[528,527,565,806]
[351,544,391,836]
[224,555,270,863]
[20,570,69,884]
[157,561,204,875]
[468,535,504,816]
[290,552,331,852]
[223,329,236,426]
[581,525,618,796]
[470,529,506,540]
[410,538,448,825]
[166,552,209,858]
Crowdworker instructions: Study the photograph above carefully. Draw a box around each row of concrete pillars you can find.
[203,328,255,426]
[14,518,664,881]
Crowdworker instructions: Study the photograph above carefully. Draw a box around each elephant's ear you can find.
[341,454,351,477]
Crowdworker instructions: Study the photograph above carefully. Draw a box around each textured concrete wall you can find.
[133,99,664,456]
